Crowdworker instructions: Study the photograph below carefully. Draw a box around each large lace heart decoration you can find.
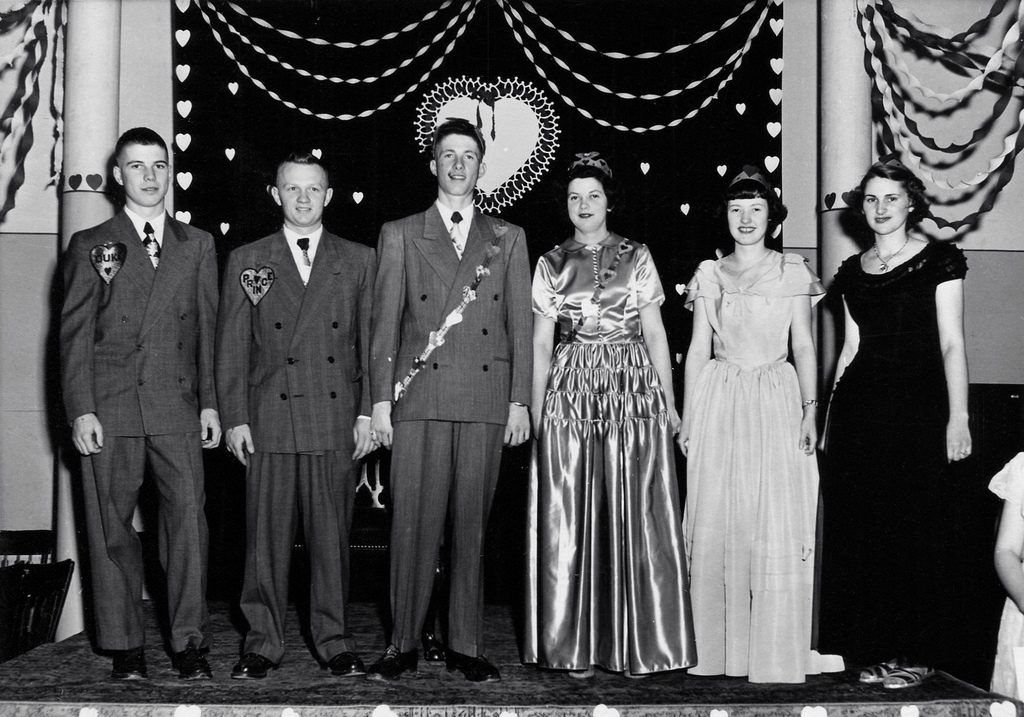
[416,77,560,212]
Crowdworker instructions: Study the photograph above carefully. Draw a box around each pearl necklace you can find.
[873,237,910,272]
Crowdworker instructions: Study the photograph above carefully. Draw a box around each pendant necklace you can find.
[873,237,909,272]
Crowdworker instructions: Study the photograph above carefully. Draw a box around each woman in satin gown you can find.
[819,159,971,689]
[523,153,696,677]
[680,166,826,683]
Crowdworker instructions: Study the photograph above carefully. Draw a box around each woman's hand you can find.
[946,414,972,462]
[666,407,681,435]
[799,412,818,456]
[677,416,690,457]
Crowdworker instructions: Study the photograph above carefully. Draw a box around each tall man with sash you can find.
[367,119,532,682]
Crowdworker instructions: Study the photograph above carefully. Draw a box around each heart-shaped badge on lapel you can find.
[416,77,560,212]
[89,242,127,284]
[240,267,275,306]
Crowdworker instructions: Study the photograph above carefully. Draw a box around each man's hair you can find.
[431,118,486,157]
[114,127,167,160]
[275,151,330,186]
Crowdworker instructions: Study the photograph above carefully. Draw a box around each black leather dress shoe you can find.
[327,651,366,677]
[421,632,447,663]
[366,645,418,681]
[174,644,212,680]
[231,652,276,679]
[446,650,500,682]
[110,647,148,680]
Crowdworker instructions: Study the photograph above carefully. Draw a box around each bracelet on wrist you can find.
[801,399,819,407]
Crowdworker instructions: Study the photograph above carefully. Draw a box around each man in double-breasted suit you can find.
[367,119,532,682]
[60,127,221,681]
[216,152,376,679]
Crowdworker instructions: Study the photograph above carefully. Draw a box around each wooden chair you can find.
[0,530,55,567]
[0,558,74,662]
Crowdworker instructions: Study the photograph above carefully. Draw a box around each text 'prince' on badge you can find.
[240,266,275,306]
[89,242,127,284]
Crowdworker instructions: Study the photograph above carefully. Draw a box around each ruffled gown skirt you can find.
[684,359,820,683]
[523,340,696,674]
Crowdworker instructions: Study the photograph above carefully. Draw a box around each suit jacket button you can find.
[180,313,188,320]
[332,321,339,328]
[330,391,337,398]
[432,362,438,370]
[287,357,295,364]
[280,393,288,400]
[482,365,489,372]
[275,322,282,329]
[137,379,145,386]
[482,328,488,335]
[121,316,128,323]
[327,356,335,363]
[493,294,499,300]
[178,377,185,384]
[420,294,427,301]
[177,342,183,349]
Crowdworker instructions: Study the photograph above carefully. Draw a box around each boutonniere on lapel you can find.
[566,238,633,342]
[394,221,507,402]
[89,242,127,285]
[240,266,276,306]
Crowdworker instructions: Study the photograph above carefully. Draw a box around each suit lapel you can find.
[412,205,459,289]
[265,231,305,321]
[114,213,155,294]
[290,232,343,346]
[440,214,496,316]
[138,215,193,339]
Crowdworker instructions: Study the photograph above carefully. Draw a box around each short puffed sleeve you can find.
[779,253,827,306]
[532,255,562,320]
[928,241,968,285]
[989,454,1024,513]
[684,260,721,311]
[832,253,862,295]
[631,243,665,308]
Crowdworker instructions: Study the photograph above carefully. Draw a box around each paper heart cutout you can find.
[416,77,560,212]
[177,172,193,190]
[224,148,235,161]
[824,192,836,209]
[593,706,620,717]
[640,162,651,175]
[770,18,784,35]
[841,190,857,206]
[175,64,190,83]
[220,222,230,235]
[716,164,727,177]
[764,156,780,173]
[227,81,239,95]
[800,707,827,717]
[240,267,275,306]
[173,706,201,717]
[900,706,920,717]
[769,88,783,105]
[770,57,784,75]
[67,174,81,190]
[766,121,781,138]
[175,210,192,224]
[175,29,190,47]
[176,100,192,119]
[774,187,782,197]
[710,710,729,717]
[175,133,191,151]
[990,701,1016,717]
[89,242,127,285]
[175,0,190,12]
[352,191,364,204]
[674,283,685,295]
[679,203,690,215]
[86,174,103,190]
[311,148,322,159]
[674,352,683,364]
[735,103,746,115]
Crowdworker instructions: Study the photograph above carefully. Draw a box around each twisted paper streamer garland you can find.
[203,0,474,86]
[193,0,480,121]
[0,0,40,72]
[875,0,1010,52]
[514,0,765,60]
[224,0,454,49]
[0,0,35,29]
[48,0,65,185]
[859,0,1024,191]
[867,0,1022,105]
[499,0,770,101]
[494,0,773,132]
[865,1,1019,155]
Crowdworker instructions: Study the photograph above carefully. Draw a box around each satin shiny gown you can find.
[683,251,825,683]
[989,454,1024,699]
[523,234,696,675]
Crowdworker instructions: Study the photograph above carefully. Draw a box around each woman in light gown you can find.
[990,453,1024,699]
[523,153,696,678]
[680,165,827,683]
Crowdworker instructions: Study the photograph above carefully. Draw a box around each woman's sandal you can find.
[859,659,899,684]
[569,667,595,679]
[882,665,934,689]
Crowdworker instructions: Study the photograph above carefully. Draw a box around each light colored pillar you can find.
[56,0,121,641]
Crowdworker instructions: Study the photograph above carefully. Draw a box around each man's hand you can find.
[370,401,394,450]
[353,416,376,460]
[504,403,530,446]
[200,408,222,449]
[225,424,255,466]
[72,413,103,456]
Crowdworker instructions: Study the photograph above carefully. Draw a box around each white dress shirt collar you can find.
[124,208,166,245]
[283,225,324,285]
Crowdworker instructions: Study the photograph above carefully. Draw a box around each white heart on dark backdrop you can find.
[766,122,781,138]
[175,133,191,151]
[175,64,190,83]
[640,162,651,175]
[679,203,690,215]
[735,103,746,115]
[769,88,783,105]
[220,223,230,235]
[224,148,235,161]
[176,101,192,118]
[770,18,784,35]
[770,58,784,75]
[175,30,190,47]
[177,172,193,190]
[175,210,192,223]
[175,0,190,12]
[717,164,728,177]
[352,191,364,204]
[764,156,780,173]
[227,82,239,95]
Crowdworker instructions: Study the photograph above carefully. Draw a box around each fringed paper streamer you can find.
[48,0,65,185]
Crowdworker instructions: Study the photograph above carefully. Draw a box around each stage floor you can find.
[0,602,1017,717]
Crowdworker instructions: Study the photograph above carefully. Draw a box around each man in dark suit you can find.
[216,152,376,680]
[60,127,221,681]
[367,119,532,682]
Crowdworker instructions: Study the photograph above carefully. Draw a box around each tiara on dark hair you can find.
[728,164,772,190]
[570,152,613,178]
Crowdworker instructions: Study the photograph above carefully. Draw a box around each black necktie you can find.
[142,222,160,269]
[450,211,464,258]
[297,237,311,266]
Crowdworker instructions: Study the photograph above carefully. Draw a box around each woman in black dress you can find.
[819,159,971,689]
